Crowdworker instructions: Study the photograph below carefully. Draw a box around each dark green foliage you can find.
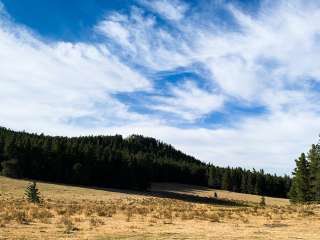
[289,141,320,203]
[1,159,21,178]
[240,173,248,193]
[208,165,223,189]
[288,179,298,201]
[254,170,265,195]
[0,127,290,197]
[25,182,41,204]
[289,153,311,202]
[0,127,207,191]
[222,168,232,191]
[208,165,290,198]
[308,144,320,201]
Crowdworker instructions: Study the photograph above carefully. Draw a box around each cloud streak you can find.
[150,80,224,121]
[138,0,189,21]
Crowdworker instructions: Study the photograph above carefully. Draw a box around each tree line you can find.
[0,127,290,197]
[209,166,290,198]
[289,143,320,202]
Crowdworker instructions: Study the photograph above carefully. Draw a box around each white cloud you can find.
[0,8,152,133]
[96,7,191,71]
[138,0,188,21]
[98,1,320,106]
[195,1,320,103]
[151,81,224,121]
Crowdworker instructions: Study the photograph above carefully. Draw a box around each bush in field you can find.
[260,196,266,206]
[25,182,41,204]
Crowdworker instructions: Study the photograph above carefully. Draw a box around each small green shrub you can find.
[25,182,41,204]
[260,196,266,206]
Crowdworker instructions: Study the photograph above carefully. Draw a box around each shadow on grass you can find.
[14,177,246,207]
[94,185,246,206]
[144,190,247,206]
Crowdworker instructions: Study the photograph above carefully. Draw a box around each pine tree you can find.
[1,159,20,178]
[222,168,232,191]
[308,144,320,201]
[246,173,254,194]
[288,178,298,201]
[289,153,311,202]
[255,172,264,195]
[240,173,247,193]
[208,166,215,188]
[25,182,41,204]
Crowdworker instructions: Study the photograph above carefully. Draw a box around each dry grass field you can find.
[1,176,320,240]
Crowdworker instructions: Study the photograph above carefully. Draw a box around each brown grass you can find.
[1,176,320,240]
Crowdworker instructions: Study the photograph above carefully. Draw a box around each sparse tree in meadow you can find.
[260,196,266,206]
[25,181,41,204]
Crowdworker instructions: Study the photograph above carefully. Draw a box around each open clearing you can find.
[1,176,320,240]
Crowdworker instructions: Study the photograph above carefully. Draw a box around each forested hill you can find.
[0,127,291,198]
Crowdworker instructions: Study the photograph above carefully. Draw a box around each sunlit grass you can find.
[1,176,320,240]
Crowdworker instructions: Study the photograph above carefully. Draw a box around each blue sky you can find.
[1,0,320,174]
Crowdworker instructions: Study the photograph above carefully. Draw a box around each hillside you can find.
[0,127,290,197]
[1,176,319,240]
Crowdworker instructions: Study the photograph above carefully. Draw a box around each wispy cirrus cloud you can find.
[138,0,189,21]
[98,0,320,103]
[96,7,191,71]
[150,80,224,121]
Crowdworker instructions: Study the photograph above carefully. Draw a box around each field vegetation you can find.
[1,176,320,240]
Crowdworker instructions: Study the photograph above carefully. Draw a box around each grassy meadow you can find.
[0,176,319,240]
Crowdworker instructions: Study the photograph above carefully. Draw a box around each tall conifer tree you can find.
[308,144,320,201]
[289,153,311,202]
[222,168,232,191]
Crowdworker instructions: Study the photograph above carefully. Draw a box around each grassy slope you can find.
[1,176,319,240]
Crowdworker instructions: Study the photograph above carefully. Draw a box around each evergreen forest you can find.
[0,127,291,197]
